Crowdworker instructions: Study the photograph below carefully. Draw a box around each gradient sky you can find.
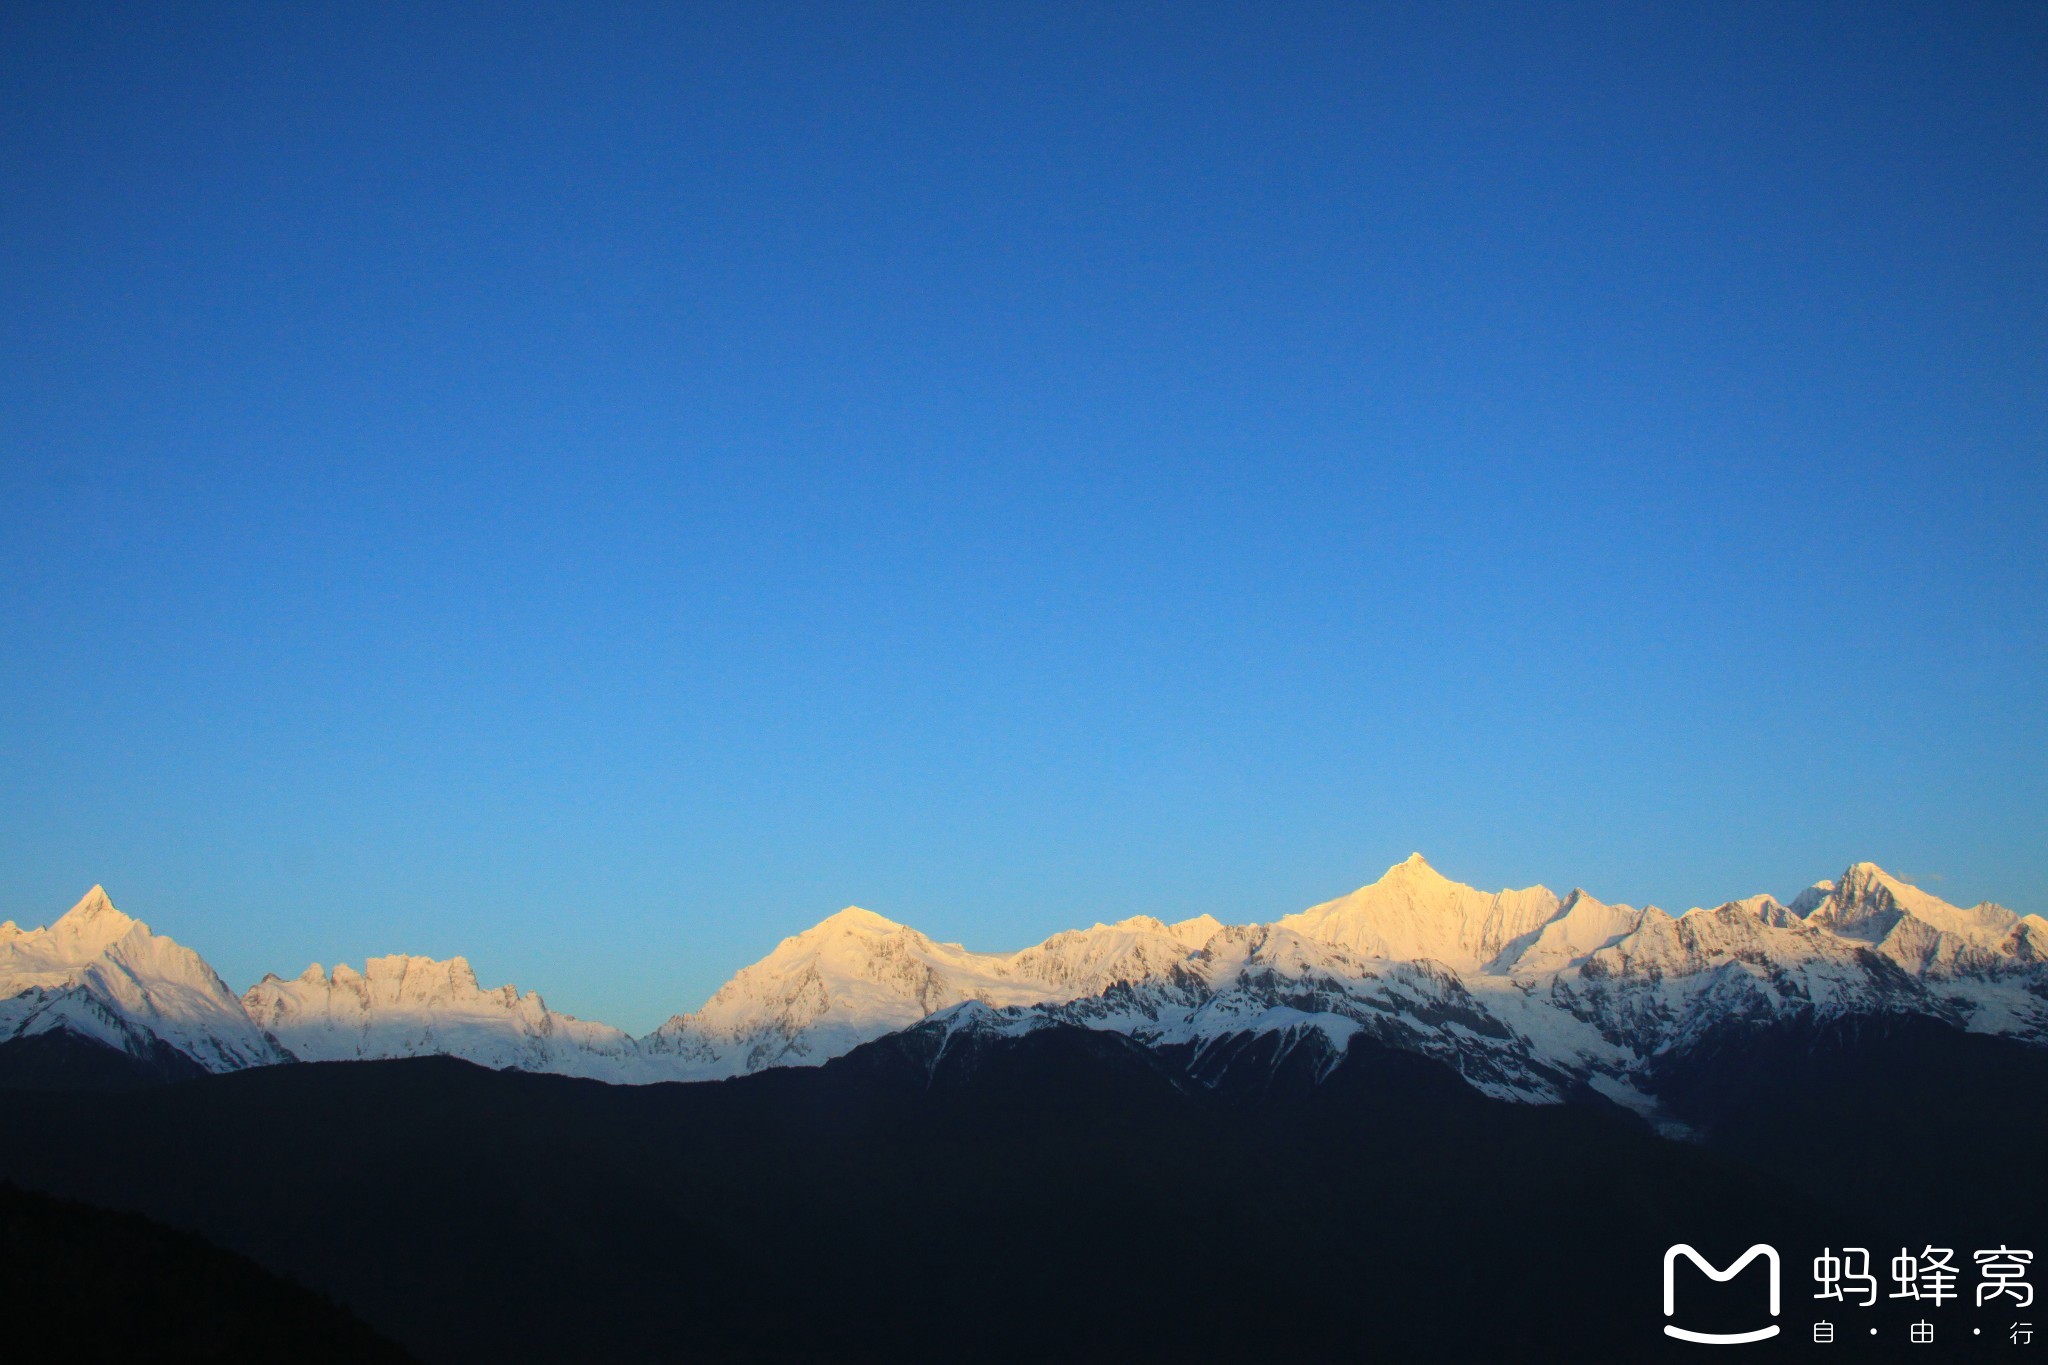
[3,2,2043,1033]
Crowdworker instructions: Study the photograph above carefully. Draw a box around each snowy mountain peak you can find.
[1382,852,1452,885]
[1,886,286,1072]
[1788,880,1836,916]
[1834,862,1948,907]
[1718,893,1797,927]
[377,953,480,993]
[1101,914,1168,932]
[1836,861,1910,905]
[49,884,142,957]
[1087,913,1225,950]
[281,954,489,995]
[15,886,151,967]
[640,895,1241,1080]
[16,858,2044,1102]
[1277,856,1560,973]
[243,951,637,1080]
[1167,914,1226,949]
[1808,862,2018,950]
[807,906,905,936]
[63,884,122,920]
[1491,888,1643,975]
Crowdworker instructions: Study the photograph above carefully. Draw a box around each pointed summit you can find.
[1840,861,1899,893]
[1809,861,2018,948]
[1382,852,1449,882]
[60,885,126,923]
[1279,858,1560,972]
[2,885,287,1072]
[808,906,905,934]
[716,905,928,990]
[1832,861,1931,908]
[50,885,141,957]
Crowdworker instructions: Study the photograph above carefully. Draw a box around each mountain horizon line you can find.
[7,850,2046,1107]
[12,849,2019,1014]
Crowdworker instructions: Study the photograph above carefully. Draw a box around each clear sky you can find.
[2,2,2043,1033]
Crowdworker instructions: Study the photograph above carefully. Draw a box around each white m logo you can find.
[1663,1243,1781,1345]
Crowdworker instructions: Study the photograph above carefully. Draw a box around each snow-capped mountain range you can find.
[5,858,2043,1104]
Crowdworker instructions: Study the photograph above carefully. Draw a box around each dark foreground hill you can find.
[0,1180,416,1362]
[0,1018,2038,1363]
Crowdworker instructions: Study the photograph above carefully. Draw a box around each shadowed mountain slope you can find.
[1,1018,2016,1363]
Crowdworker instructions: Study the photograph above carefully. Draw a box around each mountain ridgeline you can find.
[4,856,2043,1117]
[4,859,2045,1362]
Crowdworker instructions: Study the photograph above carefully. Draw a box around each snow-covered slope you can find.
[639,906,1218,1080]
[1490,889,1644,976]
[1800,862,2028,973]
[660,856,2044,1102]
[633,855,2044,1102]
[230,903,1220,1082]
[1277,853,1561,973]
[243,955,642,1081]
[17,859,2044,1103]
[0,887,288,1072]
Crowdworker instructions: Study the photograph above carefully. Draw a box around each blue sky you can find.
[2,2,2043,1032]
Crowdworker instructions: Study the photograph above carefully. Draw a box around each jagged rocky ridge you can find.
[242,955,641,1081]
[5,858,2044,1103]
